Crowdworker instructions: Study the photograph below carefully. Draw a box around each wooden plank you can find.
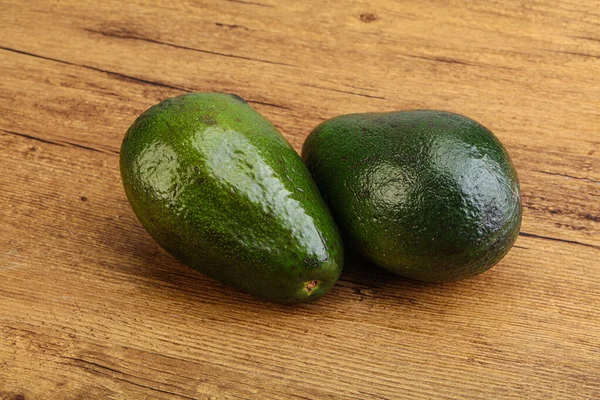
[1,0,599,399]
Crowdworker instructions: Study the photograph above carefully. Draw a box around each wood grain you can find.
[1,0,599,399]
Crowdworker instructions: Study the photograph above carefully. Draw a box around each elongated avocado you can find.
[302,110,521,282]
[120,93,343,303]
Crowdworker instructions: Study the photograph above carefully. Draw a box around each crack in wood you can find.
[225,0,275,7]
[0,128,66,147]
[1,127,118,156]
[302,83,386,100]
[533,169,600,185]
[569,35,600,43]
[399,53,519,71]
[67,141,118,155]
[0,45,291,111]
[521,202,599,226]
[84,28,293,67]
[519,231,600,251]
[245,99,291,110]
[215,22,250,31]
[0,45,189,92]
[548,50,600,59]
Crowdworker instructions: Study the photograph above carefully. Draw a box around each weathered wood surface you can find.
[1,0,599,399]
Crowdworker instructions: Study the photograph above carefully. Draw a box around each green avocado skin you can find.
[120,93,343,303]
[302,110,522,282]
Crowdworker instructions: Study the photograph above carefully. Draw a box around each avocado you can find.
[302,110,521,282]
[120,93,343,303]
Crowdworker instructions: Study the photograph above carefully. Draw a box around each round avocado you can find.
[120,93,343,303]
[302,110,521,282]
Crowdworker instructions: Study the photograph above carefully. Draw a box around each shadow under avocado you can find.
[336,245,476,307]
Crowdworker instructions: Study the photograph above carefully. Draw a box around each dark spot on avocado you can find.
[360,13,379,23]
[305,280,319,293]
[80,196,88,202]
[204,116,217,125]
[14,395,25,400]
[583,214,600,222]
[228,94,247,104]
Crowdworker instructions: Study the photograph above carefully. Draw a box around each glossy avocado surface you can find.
[120,93,343,303]
[302,110,521,282]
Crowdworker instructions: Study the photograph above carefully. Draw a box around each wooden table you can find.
[1,1,599,399]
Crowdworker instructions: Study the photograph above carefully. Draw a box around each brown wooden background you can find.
[1,1,599,399]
